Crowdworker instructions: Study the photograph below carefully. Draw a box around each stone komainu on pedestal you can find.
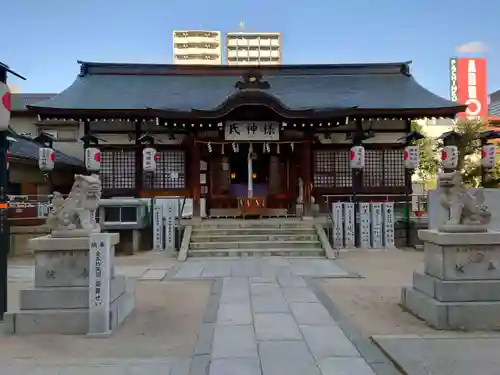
[401,171,500,330]
[3,174,135,335]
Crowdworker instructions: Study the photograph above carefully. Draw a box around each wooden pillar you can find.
[302,139,312,217]
[352,118,364,202]
[190,133,201,218]
[134,120,143,197]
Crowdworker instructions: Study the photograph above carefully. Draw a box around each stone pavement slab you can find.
[258,341,320,375]
[300,325,361,359]
[212,325,258,358]
[318,357,376,375]
[289,302,336,325]
[216,302,253,325]
[170,258,353,279]
[372,335,500,375]
[0,358,191,375]
[254,313,302,341]
[209,358,261,375]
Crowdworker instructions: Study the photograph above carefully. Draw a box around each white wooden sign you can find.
[88,233,111,336]
[153,203,164,251]
[343,202,355,248]
[383,202,396,248]
[224,121,280,141]
[332,202,344,249]
[165,199,176,251]
[359,203,371,248]
[371,203,383,248]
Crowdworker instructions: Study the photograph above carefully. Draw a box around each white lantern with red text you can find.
[441,145,458,169]
[85,147,101,172]
[481,144,497,169]
[349,145,365,169]
[142,147,157,172]
[0,83,11,130]
[38,147,55,171]
[403,145,419,169]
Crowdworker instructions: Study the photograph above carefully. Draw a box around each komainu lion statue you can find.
[46,174,102,237]
[437,171,491,232]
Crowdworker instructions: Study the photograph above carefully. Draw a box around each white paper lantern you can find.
[481,144,497,169]
[349,145,365,169]
[441,145,458,169]
[142,147,157,172]
[0,83,11,131]
[84,147,101,171]
[403,145,419,169]
[38,147,55,171]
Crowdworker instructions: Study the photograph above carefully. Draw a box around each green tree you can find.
[440,119,500,188]
[410,121,439,184]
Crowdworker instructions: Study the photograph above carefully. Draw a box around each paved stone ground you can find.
[7,257,355,282]
[4,257,402,374]
[372,334,500,375]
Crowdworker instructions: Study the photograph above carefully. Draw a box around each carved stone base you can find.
[50,228,101,238]
[401,229,500,330]
[438,224,488,233]
[4,233,135,335]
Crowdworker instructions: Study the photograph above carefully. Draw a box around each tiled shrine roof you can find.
[27,61,465,119]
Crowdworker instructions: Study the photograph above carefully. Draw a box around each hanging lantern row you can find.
[403,145,419,170]
[349,146,365,169]
[142,147,158,172]
[441,145,459,169]
[38,147,55,172]
[481,144,497,169]
[85,147,101,172]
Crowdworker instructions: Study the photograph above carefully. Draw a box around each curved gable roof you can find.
[28,61,465,119]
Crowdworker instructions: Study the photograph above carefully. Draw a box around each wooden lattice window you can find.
[363,148,405,187]
[143,150,186,189]
[383,149,405,187]
[363,150,384,187]
[100,150,136,189]
[313,150,352,188]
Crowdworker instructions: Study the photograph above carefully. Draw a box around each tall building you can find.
[172,30,222,65]
[489,90,500,116]
[226,32,282,66]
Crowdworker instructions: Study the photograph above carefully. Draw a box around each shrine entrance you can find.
[206,139,297,218]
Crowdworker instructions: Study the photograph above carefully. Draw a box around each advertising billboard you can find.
[449,57,488,120]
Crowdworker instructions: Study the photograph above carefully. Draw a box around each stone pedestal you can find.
[401,230,500,330]
[4,233,135,335]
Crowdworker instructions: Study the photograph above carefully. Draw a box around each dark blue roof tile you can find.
[27,61,463,116]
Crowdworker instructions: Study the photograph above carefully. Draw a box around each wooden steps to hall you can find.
[188,219,325,257]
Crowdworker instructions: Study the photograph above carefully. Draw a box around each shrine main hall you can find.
[27,61,464,218]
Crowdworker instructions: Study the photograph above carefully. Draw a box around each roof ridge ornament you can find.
[235,71,270,90]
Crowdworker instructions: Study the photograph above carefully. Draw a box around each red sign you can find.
[449,57,488,120]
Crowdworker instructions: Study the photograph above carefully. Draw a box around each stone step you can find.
[188,248,325,257]
[192,228,316,236]
[4,291,134,334]
[193,222,315,230]
[19,275,126,310]
[189,240,322,250]
[190,234,319,242]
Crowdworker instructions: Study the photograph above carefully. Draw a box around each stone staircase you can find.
[188,219,325,257]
